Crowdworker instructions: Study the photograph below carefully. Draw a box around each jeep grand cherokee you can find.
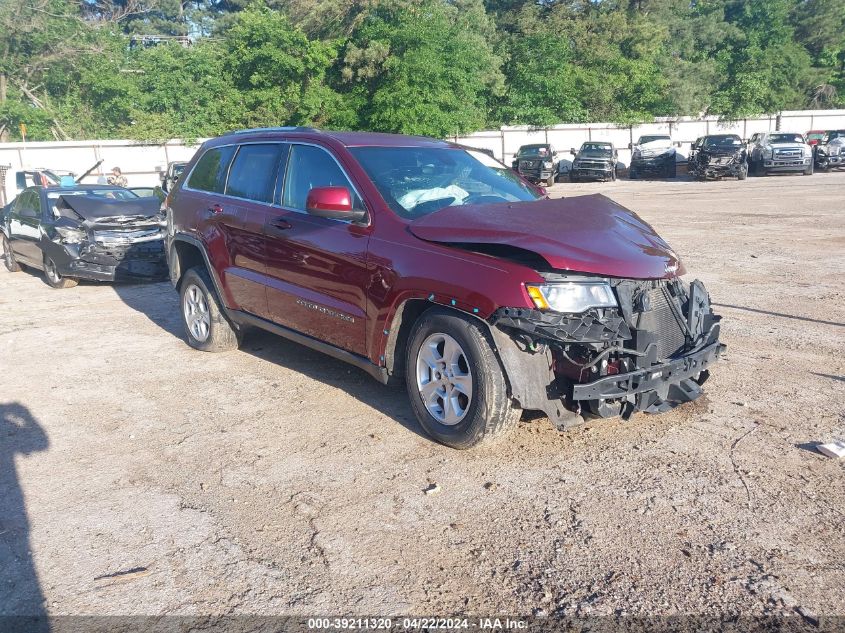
[165,127,724,449]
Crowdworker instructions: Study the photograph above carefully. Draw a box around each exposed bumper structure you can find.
[490,278,724,429]
[630,154,674,175]
[48,236,168,282]
[571,163,613,180]
[699,157,745,179]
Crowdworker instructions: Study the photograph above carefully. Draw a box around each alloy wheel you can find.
[183,283,211,343]
[415,332,473,425]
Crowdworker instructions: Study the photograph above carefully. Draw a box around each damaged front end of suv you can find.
[410,193,725,432]
[490,276,723,428]
[48,196,168,282]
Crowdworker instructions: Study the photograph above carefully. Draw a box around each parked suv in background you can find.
[746,132,813,176]
[511,144,559,186]
[569,142,618,182]
[813,130,845,171]
[629,135,676,179]
[688,135,748,180]
[166,127,723,449]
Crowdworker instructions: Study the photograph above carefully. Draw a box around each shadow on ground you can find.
[112,283,427,441]
[0,402,50,632]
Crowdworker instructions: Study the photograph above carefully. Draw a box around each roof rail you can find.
[227,126,320,136]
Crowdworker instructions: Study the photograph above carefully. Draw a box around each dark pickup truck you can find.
[511,144,559,187]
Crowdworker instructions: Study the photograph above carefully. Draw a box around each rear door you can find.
[219,142,289,321]
[8,190,43,264]
[180,145,269,318]
[264,142,370,355]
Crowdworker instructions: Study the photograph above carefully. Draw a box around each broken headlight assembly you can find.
[54,226,86,244]
[526,281,617,314]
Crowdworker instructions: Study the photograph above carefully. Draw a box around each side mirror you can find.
[628,142,633,150]
[306,186,366,222]
[570,148,577,156]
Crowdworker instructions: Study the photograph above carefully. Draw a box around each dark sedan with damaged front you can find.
[2,185,167,288]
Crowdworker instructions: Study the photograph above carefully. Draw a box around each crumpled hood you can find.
[58,195,161,221]
[409,194,685,280]
[636,139,673,153]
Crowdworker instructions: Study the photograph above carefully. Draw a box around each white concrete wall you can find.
[456,109,845,167]
[1,109,844,184]
[0,139,204,188]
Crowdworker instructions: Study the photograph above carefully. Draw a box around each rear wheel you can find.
[43,256,78,289]
[405,309,520,449]
[2,234,21,272]
[179,266,240,352]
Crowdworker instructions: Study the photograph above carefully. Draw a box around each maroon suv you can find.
[165,127,723,448]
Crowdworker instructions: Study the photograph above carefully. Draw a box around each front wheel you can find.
[405,309,520,449]
[44,256,78,289]
[546,173,555,187]
[804,161,814,176]
[179,266,240,352]
[737,163,748,180]
[2,234,21,272]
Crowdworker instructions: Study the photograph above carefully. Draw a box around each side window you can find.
[282,144,362,213]
[15,191,39,218]
[186,146,237,194]
[225,144,285,204]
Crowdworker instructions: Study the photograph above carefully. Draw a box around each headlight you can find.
[54,226,85,243]
[633,150,642,159]
[763,146,774,159]
[803,146,813,158]
[526,281,617,313]
[543,160,552,169]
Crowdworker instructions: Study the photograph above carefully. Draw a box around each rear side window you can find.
[226,144,284,203]
[187,146,236,193]
[282,144,361,212]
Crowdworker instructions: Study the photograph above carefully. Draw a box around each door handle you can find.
[270,218,292,231]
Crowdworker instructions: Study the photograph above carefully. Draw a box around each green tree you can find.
[340,0,504,136]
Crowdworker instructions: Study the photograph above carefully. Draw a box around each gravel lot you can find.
[1,171,843,620]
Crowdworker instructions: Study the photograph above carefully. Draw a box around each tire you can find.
[179,265,240,352]
[667,160,677,178]
[804,161,814,176]
[569,173,578,183]
[610,167,617,182]
[629,168,637,180]
[405,309,521,449]
[546,173,555,187]
[737,163,748,180]
[43,255,78,289]
[2,234,21,272]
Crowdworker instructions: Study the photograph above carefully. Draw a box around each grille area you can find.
[637,287,687,360]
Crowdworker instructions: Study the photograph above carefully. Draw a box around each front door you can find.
[264,143,370,356]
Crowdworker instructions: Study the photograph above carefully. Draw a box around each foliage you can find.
[0,0,842,141]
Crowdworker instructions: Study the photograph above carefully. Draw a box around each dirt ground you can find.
[1,170,843,621]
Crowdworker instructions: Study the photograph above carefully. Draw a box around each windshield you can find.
[638,136,670,144]
[769,133,805,144]
[580,143,612,154]
[824,131,845,143]
[515,145,550,157]
[349,147,542,219]
[703,136,742,148]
